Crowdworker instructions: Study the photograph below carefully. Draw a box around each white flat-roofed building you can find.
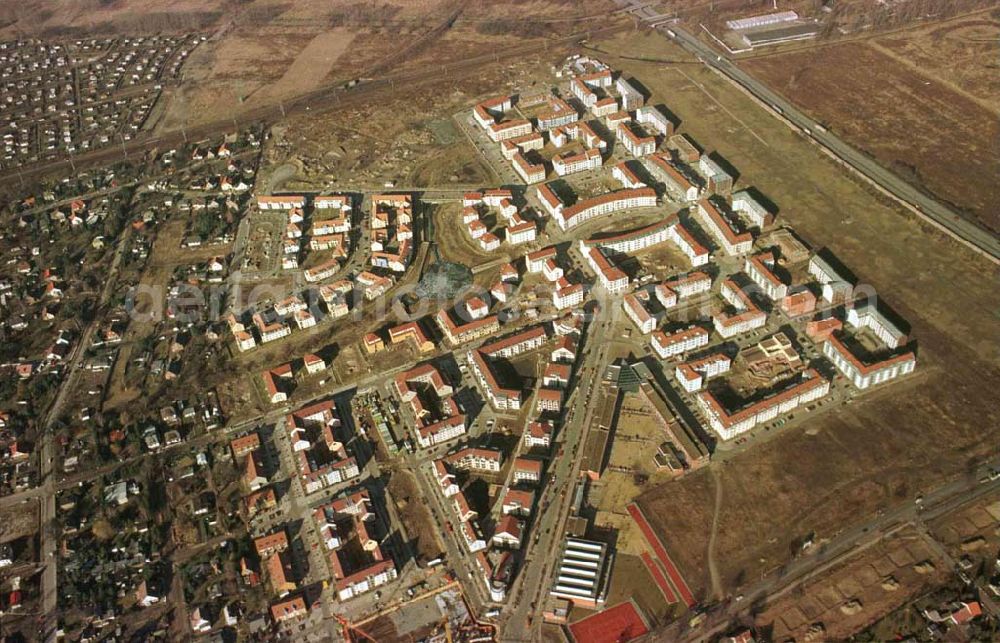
[726,10,798,31]
[698,156,734,195]
[667,221,711,266]
[744,252,787,300]
[808,253,854,303]
[697,369,830,440]
[636,105,674,137]
[616,77,644,111]
[549,537,610,607]
[731,190,773,228]
[696,199,753,255]
[823,335,915,389]
[651,326,709,359]
[846,300,907,349]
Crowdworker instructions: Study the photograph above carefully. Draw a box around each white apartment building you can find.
[697,156,733,195]
[636,105,674,137]
[507,220,537,245]
[808,254,854,303]
[696,200,753,255]
[612,161,646,189]
[618,123,657,157]
[674,353,731,393]
[731,190,773,228]
[488,119,533,142]
[513,152,546,184]
[589,218,673,255]
[667,222,711,266]
[648,155,700,202]
[553,280,585,310]
[697,370,830,441]
[663,271,712,298]
[623,293,656,334]
[526,246,558,273]
[823,336,916,389]
[744,252,788,301]
[616,77,644,110]
[713,309,767,339]
[555,188,657,230]
[846,301,907,349]
[580,242,629,294]
[553,148,603,176]
[536,184,564,219]
[651,326,710,359]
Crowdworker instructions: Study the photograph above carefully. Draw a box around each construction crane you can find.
[334,614,377,643]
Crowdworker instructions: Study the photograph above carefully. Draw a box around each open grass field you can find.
[739,12,1000,233]
[587,29,1000,599]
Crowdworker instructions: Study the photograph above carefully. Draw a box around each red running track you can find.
[640,551,678,604]
[628,503,696,607]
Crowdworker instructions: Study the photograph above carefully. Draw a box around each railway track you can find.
[0,22,629,190]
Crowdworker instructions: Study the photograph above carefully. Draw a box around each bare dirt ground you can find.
[587,30,1000,599]
[752,526,949,641]
[740,12,1000,233]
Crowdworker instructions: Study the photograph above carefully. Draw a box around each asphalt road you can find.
[501,297,620,641]
[666,459,1000,642]
[613,0,998,262]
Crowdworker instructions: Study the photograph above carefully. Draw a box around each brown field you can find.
[753,526,949,641]
[586,30,1000,600]
[387,469,445,562]
[599,553,675,627]
[740,15,1000,233]
[927,488,1000,563]
[0,0,616,131]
